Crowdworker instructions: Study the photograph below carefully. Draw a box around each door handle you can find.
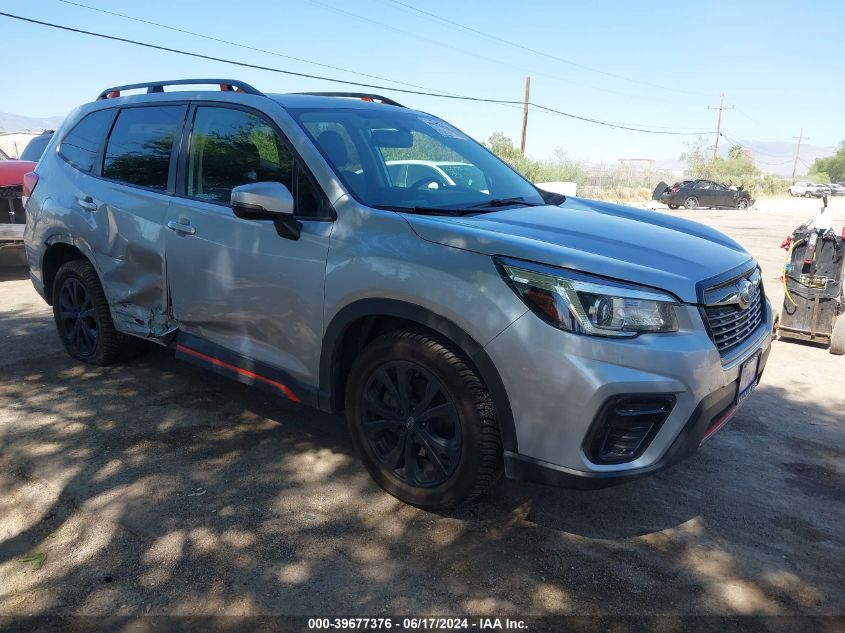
[166,219,196,235]
[77,196,98,212]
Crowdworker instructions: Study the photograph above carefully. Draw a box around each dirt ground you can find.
[0,196,843,618]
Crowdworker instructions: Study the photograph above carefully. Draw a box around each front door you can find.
[164,105,334,404]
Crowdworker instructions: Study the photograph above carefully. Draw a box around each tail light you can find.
[670,186,680,193]
[22,171,39,206]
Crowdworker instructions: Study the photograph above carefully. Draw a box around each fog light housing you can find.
[584,395,676,464]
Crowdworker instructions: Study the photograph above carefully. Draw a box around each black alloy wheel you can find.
[57,276,99,357]
[346,329,503,509]
[361,360,461,488]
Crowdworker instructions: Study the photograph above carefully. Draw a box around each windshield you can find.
[289,107,543,211]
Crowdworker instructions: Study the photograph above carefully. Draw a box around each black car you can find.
[652,179,755,210]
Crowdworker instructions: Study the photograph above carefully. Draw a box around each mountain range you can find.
[0,111,66,133]
[655,139,837,177]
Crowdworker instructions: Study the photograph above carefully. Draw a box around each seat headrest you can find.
[316,130,349,168]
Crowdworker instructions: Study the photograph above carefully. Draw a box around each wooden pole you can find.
[520,76,530,156]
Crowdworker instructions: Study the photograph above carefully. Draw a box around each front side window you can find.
[58,109,114,173]
[188,107,292,204]
[103,106,185,191]
[187,106,330,218]
[291,107,541,211]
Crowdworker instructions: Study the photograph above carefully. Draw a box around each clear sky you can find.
[1,0,841,163]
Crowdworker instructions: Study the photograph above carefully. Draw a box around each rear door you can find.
[49,104,185,337]
[164,104,334,402]
[93,104,187,336]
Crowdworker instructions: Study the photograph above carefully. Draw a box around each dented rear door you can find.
[85,103,187,337]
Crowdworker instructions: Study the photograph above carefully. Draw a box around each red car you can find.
[1,131,52,245]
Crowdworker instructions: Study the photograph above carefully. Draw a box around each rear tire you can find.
[684,196,698,210]
[667,204,679,210]
[345,329,503,509]
[52,260,138,365]
[830,317,845,355]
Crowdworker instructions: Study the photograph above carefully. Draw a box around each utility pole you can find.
[791,128,807,183]
[708,93,734,161]
[520,76,530,156]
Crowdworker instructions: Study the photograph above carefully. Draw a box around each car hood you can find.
[402,196,754,303]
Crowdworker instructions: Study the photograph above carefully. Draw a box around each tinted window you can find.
[59,110,114,173]
[103,106,185,191]
[188,107,292,204]
[188,106,329,218]
[694,181,712,190]
[295,163,332,217]
[20,133,53,162]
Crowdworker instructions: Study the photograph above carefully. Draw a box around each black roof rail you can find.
[296,92,405,107]
[97,79,264,100]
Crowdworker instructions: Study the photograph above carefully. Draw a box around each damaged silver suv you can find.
[24,79,772,508]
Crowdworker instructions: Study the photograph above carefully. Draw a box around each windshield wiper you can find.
[464,197,542,209]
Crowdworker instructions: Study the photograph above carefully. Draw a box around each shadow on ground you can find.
[0,289,843,616]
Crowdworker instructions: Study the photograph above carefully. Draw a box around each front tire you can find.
[737,199,749,210]
[52,260,134,365]
[684,196,699,210]
[346,330,503,509]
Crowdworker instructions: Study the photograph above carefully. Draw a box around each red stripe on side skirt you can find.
[176,344,300,403]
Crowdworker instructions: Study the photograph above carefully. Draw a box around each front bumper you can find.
[485,300,772,488]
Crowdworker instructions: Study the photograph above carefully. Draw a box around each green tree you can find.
[483,132,584,184]
[681,137,759,187]
[810,142,845,182]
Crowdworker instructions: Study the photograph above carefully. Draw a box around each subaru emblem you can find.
[737,278,754,309]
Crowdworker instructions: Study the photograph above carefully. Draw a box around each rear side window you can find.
[103,106,185,191]
[58,109,114,173]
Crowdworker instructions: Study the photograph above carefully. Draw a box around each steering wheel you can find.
[408,176,444,190]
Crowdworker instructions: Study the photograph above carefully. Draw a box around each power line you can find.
[55,0,460,97]
[55,1,711,132]
[304,0,703,109]
[0,11,710,136]
[382,0,711,98]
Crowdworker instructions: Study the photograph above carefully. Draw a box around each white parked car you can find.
[788,182,827,198]
[385,160,489,193]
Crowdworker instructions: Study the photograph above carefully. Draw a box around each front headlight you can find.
[497,258,679,337]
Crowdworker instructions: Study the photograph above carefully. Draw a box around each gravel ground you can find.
[0,196,843,617]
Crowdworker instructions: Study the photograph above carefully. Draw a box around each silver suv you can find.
[23,79,772,508]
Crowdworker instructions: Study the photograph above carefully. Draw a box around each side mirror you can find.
[231,182,301,240]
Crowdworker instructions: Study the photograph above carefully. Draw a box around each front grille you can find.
[704,282,764,355]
